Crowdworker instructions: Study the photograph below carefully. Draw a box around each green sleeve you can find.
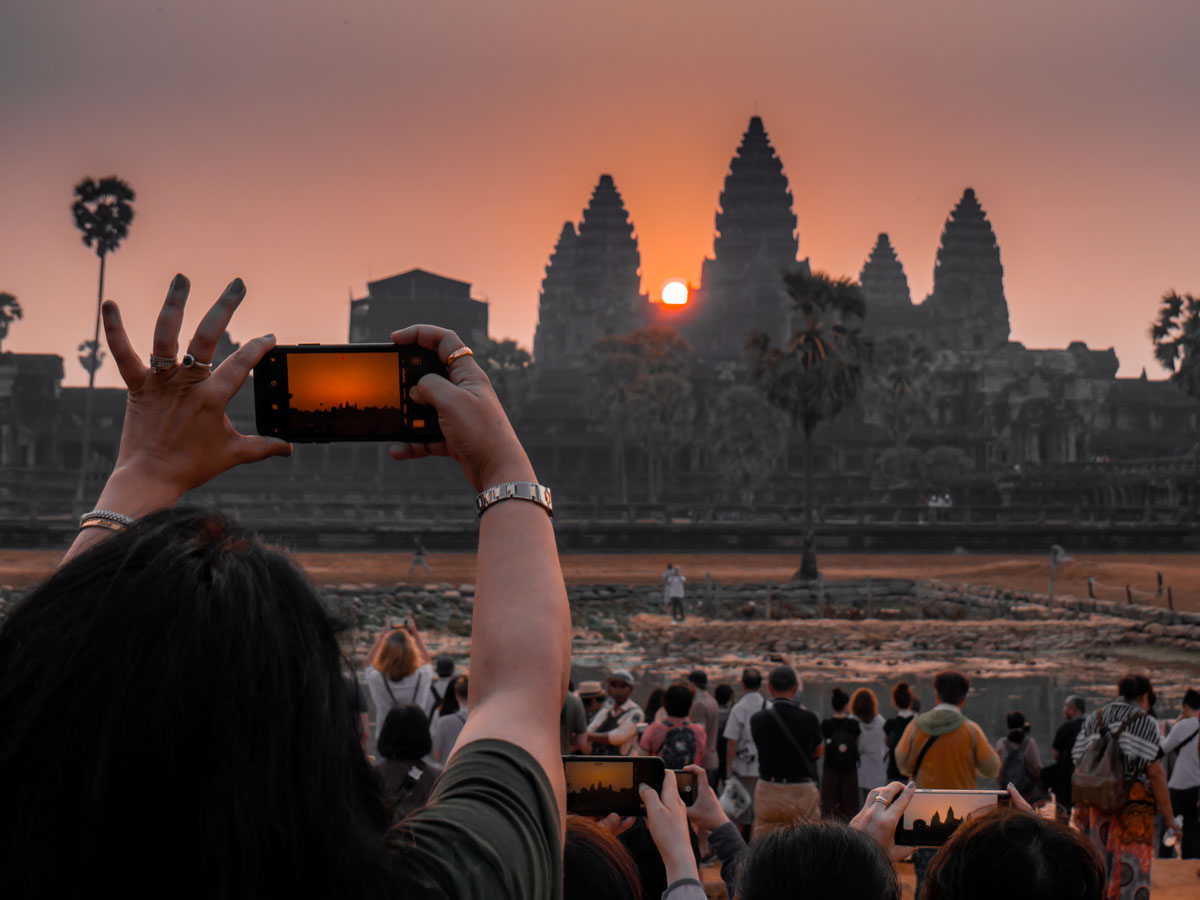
[386,739,562,900]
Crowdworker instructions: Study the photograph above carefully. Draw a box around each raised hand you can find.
[639,770,701,887]
[388,324,531,491]
[849,781,915,863]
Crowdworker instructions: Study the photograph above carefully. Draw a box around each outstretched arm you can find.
[61,275,290,568]
[388,324,570,838]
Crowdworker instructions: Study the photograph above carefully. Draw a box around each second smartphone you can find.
[563,756,698,816]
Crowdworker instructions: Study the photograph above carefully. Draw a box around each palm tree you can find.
[1150,289,1200,399]
[71,176,135,507]
[745,270,871,580]
[864,332,934,481]
[0,292,21,352]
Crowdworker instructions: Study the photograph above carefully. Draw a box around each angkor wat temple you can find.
[2,116,1197,544]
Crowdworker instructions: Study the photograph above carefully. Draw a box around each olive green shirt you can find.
[386,739,562,899]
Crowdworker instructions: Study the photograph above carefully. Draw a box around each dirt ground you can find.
[3,549,1196,611]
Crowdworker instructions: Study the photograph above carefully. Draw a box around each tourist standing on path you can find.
[820,687,862,821]
[1042,694,1086,816]
[883,681,916,783]
[663,564,687,622]
[432,675,470,763]
[427,654,456,717]
[1072,674,1181,898]
[364,620,434,746]
[993,710,1047,805]
[640,682,707,766]
[376,704,444,824]
[894,669,1000,898]
[1160,688,1200,859]
[585,669,644,756]
[686,669,721,787]
[851,688,889,805]
[408,535,429,574]
[748,666,824,835]
[560,681,589,755]
[715,683,734,784]
[724,667,768,837]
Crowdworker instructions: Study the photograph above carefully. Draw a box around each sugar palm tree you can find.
[1150,289,1200,399]
[745,270,871,580]
[0,292,21,352]
[71,176,135,507]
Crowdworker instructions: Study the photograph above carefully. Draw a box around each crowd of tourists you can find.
[0,280,1196,900]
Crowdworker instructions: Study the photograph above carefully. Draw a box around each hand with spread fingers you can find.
[388,324,531,491]
[62,274,291,563]
[849,781,916,863]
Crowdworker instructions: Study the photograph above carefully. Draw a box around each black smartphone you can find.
[253,343,445,442]
[564,756,665,817]
[672,768,698,808]
[894,789,1010,846]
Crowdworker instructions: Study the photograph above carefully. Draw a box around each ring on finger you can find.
[872,795,889,804]
[446,345,474,364]
[149,354,179,372]
[181,353,214,370]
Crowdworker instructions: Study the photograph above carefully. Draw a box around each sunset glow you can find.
[661,280,689,305]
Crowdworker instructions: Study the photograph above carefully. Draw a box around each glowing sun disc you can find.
[662,280,688,305]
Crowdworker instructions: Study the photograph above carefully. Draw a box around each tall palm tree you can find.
[745,270,871,580]
[71,176,135,507]
[0,292,21,352]
[1150,289,1200,399]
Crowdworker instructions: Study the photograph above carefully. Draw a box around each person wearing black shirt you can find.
[820,688,862,821]
[1041,694,1086,814]
[883,681,916,783]
[748,666,824,834]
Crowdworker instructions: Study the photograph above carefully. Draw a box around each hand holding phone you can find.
[893,789,1009,846]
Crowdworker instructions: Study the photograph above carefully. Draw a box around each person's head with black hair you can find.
[767,665,799,699]
[1183,688,1200,713]
[687,669,708,692]
[831,687,850,713]
[438,673,466,716]
[714,683,734,707]
[742,667,763,691]
[663,682,694,719]
[736,822,900,900]
[1118,673,1155,711]
[564,816,643,900]
[454,673,470,702]
[643,685,666,723]
[378,704,434,761]
[0,508,394,898]
[933,670,971,707]
[1005,710,1031,744]
[891,681,913,711]
[434,654,455,679]
[923,807,1104,900]
[1063,695,1086,719]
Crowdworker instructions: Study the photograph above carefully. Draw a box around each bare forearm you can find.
[60,466,182,568]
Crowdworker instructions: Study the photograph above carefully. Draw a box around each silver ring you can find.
[149,354,178,372]
[181,353,213,370]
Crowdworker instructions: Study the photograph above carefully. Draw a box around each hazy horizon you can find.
[3,1,1198,386]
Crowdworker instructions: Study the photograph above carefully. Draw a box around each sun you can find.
[662,280,688,305]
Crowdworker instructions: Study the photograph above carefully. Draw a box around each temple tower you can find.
[858,233,919,336]
[922,188,1010,351]
[687,116,806,360]
[533,175,646,369]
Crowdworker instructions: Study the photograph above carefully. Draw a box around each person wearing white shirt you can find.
[723,668,767,834]
[1161,688,1200,858]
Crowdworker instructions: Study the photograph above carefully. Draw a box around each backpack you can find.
[999,735,1038,797]
[660,722,698,769]
[1071,708,1145,812]
[824,721,860,774]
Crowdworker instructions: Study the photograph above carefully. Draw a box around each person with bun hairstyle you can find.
[820,687,862,821]
[993,710,1046,805]
[883,681,915,782]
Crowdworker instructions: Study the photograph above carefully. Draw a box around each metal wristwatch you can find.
[475,481,553,519]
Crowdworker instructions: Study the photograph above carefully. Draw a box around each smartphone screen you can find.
[894,789,1010,846]
[253,344,445,442]
[673,768,698,808]
[563,756,665,817]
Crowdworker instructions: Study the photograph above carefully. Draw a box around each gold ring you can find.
[446,346,474,364]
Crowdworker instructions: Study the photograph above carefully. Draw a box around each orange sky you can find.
[2,1,1198,386]
[286,351,399,411]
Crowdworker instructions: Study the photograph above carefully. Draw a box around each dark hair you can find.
[851,687,878,721]
[1184,689,1200,711]
[923,808,1104,900]
[1005,710,1031,744]
[831,687,850,712]
[934,670,971,705]
[768,665,798,691]
[454,674,470,700]
[434,653,455,678]
[564,815,643,900]
[643,686,666,722]
[438,674,465,717]
[891,681,913,710]
[1065,695,1086,714]
[687,669,708,690]
[737,822,900,900]
[743,667,763,690]
[1118,673,1153,703]
[715,684,734,706]
[0,508,393,897]
[664,682,694,719]
[378,704,433,760]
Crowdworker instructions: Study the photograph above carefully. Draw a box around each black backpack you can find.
[999,735,1038,797]
[660,722,698,769]
[824,721,860,774]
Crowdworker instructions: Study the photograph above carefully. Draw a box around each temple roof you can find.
[859,233,912,310]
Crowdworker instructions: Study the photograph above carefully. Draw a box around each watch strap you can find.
[476,481,553,518]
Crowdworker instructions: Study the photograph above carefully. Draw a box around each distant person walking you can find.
[663,563,686,622]
[1160,688,1200,859]
[724,667,767,836]
[851,687,889,803]
[748,666,823,835]
[883,681,916,783]
[408,535,429,574]
[819,687,861,821]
